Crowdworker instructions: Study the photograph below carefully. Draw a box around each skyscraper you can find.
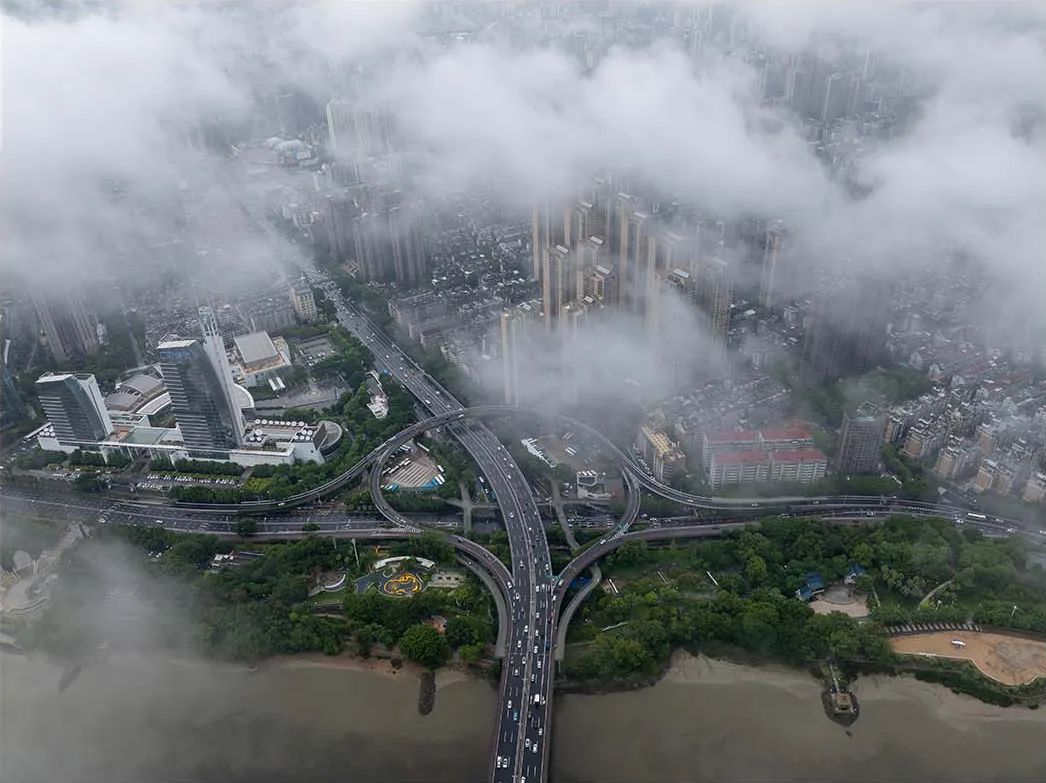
[33,292,99,364]
[759,221,787,310]
[575,236,605,300]
[532,202,570,282]
[388,204,427,287]
[800,270,891,385]
[541,245,572,331]
[351,190,429,287]
[35,372,113,444]
[500,311,522,405]
[158,308,244,454]
[836,403,885,474]
[325,99,394,158]
[700,257,733,348]
[560,301,588,404]
[616,198,648,309]
[821,71,856,124]
[644,231,691,334]
[1,351,27,428]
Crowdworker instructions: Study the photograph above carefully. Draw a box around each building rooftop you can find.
[36,371,95,384]
[760,427,812,442]
[773,448,828,463]
[121,374,163,396]
[706,430,759,443]
[157,338,196,350]
[234,331,278,367]
[712,450,770,466]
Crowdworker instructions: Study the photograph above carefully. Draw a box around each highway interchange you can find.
[319,278,554,783]
[3,265,1039,783]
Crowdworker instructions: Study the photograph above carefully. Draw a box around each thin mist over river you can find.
[0,653,495,783]
[3,652,1046,783]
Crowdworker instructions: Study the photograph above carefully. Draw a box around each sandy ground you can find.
[809,586,869,618]
[891,630,1046,686]
[265,651,475,688]
[664,650,819,697]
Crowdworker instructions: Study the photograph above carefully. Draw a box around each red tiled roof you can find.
[771,448,827,464]
[712,450,770,466]
[705,430,759,443]
[760,427,813,442]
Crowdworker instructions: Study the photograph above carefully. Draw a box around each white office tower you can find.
[198,307,245,446]
[35,372,114,444]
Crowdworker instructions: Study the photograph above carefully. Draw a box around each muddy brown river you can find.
[2,651,1045,783]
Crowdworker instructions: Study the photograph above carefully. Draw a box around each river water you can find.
[2,651,1045,783]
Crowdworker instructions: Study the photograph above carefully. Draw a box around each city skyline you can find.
[2,5,1046,783]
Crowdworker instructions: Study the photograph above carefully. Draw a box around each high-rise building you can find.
[541,244,573,331]
[289,278,319,323]
[571,200,604,247]
[1,351,27,428]
[500,311,522,405]
[700,257,732,347]
[158,308,244,453]
[644,231,691,334]
[325,99,394,157]
[759,221,787,310]
[835,404,884,475]
[33,292,100,364]
[821,71,853,123]
[575,236,605,300]
[387,204,428,287]
[583,262,617,305]
[800,270,891,384]
[618,202,649,310]
[35,372,113,445]
[532,202,570,282]
[560,301,588,404]
[351,191,428,287]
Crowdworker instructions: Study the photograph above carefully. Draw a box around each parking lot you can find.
[137,473,241,491]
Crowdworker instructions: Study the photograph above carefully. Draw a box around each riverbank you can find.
[266,650,479,689]
[554,651,1046,783]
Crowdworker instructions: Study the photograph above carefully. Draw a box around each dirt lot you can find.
[891,630,1046,686]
